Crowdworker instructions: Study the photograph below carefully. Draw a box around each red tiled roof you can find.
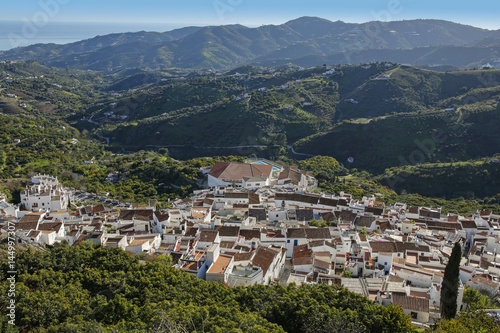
[18,214,42,224]
[460,220,477,229]
[278,167,303,182]
[305,228,331,239]
[275,193,320,204]
[209,162,273,181]
[119,209,154,221]
[318,197,339,207]
[287,228,307,239]
[216,226,240,237]
[320,212,336,221]
[38,222,63,232]
[199,230,218,242]
[234,252,254,261]
[239,229,261,240]
[93,204,105,213]
[392,292,429,312]
[252,247,278,276]
[155,211,170,222]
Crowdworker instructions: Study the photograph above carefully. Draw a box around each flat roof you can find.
[207,254,232,274]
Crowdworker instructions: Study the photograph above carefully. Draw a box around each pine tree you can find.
[440,242,462,319]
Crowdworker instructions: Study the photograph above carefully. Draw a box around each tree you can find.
[298,156,342,182]
[273,133,287,147]
[462,287,497,311]
[309,219,327,228]
[426,310,498,333]
[381,304,414,333]
[441,242,461,319]
[342,271,352,278]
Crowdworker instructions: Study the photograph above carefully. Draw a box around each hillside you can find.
[88,65,349,149]
[294,103,500,173]
[337,67,500,119]
[4,61,499,167]
[253,45,500,70]
[2,61,500,185]
[379,156,500,199]
[101,66,500,153]
[2,18,500,70]
[0,114,106,178]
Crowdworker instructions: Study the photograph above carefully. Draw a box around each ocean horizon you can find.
[0,21,186,51]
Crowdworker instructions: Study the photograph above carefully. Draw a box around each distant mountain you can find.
[0,26,203,62]
[1,17,500,70]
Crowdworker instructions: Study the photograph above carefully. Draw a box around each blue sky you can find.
[1,0,499,30]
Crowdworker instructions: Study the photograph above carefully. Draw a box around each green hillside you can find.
[0,114,105,178]
[338,67,500,119]
[380,156,500,199]
[2,61,500,190]
[295,104,500,173]
[99,66,352,148]
[107,97,330,148]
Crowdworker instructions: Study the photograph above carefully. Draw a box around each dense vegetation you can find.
[0,115,106,179]
[0,243,415,332]
[295,102,500,173]
[103,68,339,148]
[380,156,500,199]
[427,311,500,332]
[1,61,499,209]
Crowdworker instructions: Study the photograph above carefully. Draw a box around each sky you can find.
[0,0,499,30]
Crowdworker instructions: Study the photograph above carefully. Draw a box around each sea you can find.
[0,21,185,51]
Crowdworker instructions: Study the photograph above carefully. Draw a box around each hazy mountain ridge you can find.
[0,26,203,62]
[2,17,500,70]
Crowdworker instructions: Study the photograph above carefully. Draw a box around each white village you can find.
[2,160,500,326]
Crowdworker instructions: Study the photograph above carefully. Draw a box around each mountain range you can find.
[1,17,500,70]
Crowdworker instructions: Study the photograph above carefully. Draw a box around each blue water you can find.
[251,161,280,172]
[0,21,184,51]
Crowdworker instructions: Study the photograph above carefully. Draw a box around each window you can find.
[287,240,290,243]
[411,312,418,319]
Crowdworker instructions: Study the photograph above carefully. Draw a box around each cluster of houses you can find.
[2,166,500,325]
[19,174,70,212]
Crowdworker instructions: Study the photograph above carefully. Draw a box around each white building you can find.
[20,174,69,212]
[125,234,161,254]
[207,162,273,188]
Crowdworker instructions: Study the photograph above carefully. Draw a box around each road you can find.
[145,144,267,149]
[96,130,110,145]
[287,145,314,157]
[87,114,99,125]
[336,109,343,123]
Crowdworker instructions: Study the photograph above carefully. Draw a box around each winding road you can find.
[96,131,110,145]
[287,145,314,157]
